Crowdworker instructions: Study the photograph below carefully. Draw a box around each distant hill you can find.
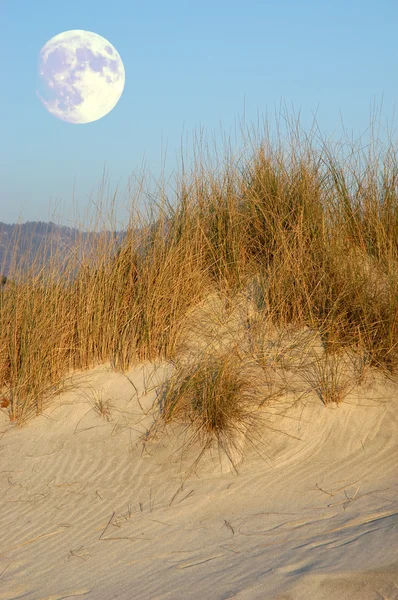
[0,221,121,279]
[0,219,172,280]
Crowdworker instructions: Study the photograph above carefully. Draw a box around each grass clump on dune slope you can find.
[0,111,397,465]
[145,347,263,469]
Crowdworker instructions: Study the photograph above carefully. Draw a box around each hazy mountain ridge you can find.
[0,219,172,279]
[0,221,123,278]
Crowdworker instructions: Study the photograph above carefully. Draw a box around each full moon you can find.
[37,30,125,124]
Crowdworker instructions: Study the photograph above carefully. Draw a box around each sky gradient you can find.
[2,0,397,228]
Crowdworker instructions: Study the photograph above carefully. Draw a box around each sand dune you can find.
[1,292,397,599]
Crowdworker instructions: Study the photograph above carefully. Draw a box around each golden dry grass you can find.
[1,112,397,465]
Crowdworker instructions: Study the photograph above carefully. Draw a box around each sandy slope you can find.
[0,364,397,599]
[0,289,397,599]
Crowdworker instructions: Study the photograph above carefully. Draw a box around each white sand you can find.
[1,289,397,599]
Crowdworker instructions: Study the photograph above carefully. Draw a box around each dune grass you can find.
[0,111,397,464]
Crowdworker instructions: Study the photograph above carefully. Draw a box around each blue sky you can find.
[1,0,397,228]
